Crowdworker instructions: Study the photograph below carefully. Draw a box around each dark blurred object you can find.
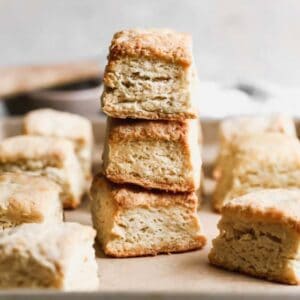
[235,82,269,102]
[5,78,102,116]
[1,60,103,116]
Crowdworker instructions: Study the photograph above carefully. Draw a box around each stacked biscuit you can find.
[0,109,98,290]
[90,29,206,257]
[209,115,300,285]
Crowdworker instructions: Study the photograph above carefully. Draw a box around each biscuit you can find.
[209,189,300,285]
[213,133,300,212]
[0,172,62,229]
[0,135,84,208]
[0,222,98,290]
[90,175,206,257]
[213,115,296,180]
[101,29,198,120]
[24,108,93,187]
[102,118,201,192]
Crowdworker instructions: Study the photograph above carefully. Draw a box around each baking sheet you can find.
[0,117,300,300]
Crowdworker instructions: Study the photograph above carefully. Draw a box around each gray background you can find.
[1,0,300,86]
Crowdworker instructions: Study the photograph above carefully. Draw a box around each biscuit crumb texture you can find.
[103,119,201,192]
[102,29,197,120]
[90,176,206,257]
[0,172,62,229]
[209,216,300,284]
[210,189,300,284]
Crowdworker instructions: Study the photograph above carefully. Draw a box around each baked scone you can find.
[0,135,84,208]
[24,108,93,188]
[102,118,201,192]
[0,222,98,290]
[0,172,63,229]
[209,189,300,285]
[213,133,300,212]
[101,29,198,120]
[90,175,206,257]
[213,114,296,180]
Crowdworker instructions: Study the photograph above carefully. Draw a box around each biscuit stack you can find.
[90,29,206,257]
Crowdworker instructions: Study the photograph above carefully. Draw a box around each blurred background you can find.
[1,0,300,117]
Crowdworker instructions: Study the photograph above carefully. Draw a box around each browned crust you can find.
[209,253,299,285]
[61,195,80,210]
[105,172,196,193]
[102,103,198,121]
[107,29,192,68]
[103,236,206,258]
[108,118,190,142]
[91,174,198,209]
[222,203,300,234]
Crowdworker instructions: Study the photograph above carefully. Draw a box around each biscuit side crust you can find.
[209,214,300,284]
[103,119,201,192]
[0,222,98,290]
[213,114,296,181]
[212,133,300,212]
[90,175,205,257]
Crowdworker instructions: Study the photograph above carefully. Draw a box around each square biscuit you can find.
[24,109,93,187]
[0,222,98,290]
[0,172,63,229]
[0,135,84,209]
[102,118,201,192]
[90,175,206,257]
[213,133,300,212]
[209,189,300,284]
[213,115,296,180]
[101,29,198,121]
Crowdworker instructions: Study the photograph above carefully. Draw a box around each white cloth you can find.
[197,81,300,119]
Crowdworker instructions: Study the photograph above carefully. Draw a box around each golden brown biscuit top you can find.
[0,135,75,166]
[108,29,192,67]
[24,109,93,146]
[107,118,195,142]
[0,172,61,219]
[222,189,300,233]
[92,174,197,209]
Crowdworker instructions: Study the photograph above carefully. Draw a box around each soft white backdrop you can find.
[1,0,300,86]
[1,0,300,117]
